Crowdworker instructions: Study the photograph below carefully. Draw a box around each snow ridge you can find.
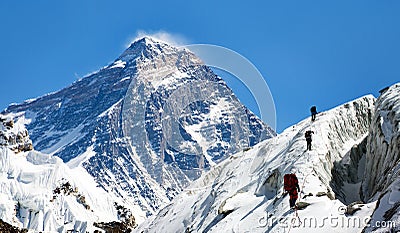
[136,95,377,233]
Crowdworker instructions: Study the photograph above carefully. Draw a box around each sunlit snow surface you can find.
[0,117,144,232]
[137,95,379,233]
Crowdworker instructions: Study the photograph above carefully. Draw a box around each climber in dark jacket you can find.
[305,130,314,151]
[310,106,317,121]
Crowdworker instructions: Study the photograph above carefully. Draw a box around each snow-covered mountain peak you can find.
[127,36,177,49]
[3,37,274,222]
[136,36,168,47]
[120,37,161,59]
[118,37,200,67]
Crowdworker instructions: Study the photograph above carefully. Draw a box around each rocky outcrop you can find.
[0,115,33,153]
[51,181,91,210]
[0,219,27,233]
[94,203,136,233]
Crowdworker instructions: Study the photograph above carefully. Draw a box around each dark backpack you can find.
[310,106,317,113]
[305,130,313,139]
[284,173,298,192]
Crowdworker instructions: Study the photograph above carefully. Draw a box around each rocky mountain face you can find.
[3,37,275,216]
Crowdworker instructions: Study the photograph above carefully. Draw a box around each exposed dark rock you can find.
[0,117,33,153]
[302,193,313,199]
[52,181,91,210]
[94,221,132,233]
[316,192,327,197]
[296,201,310,210]
[346,201,364,215]
[383,201,400,221]
[5,120,14,128]
[0,219,27,233]
[94,211,136,233]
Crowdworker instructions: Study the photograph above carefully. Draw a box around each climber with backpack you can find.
[284,173,301,209]
[305,130,314,151]
[310,106,317,121]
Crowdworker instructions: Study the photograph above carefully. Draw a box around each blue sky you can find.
[0,1,399,132]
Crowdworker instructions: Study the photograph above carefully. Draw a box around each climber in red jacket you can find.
[284,173,301,209]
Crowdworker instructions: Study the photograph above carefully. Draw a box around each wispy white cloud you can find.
[126,30,190,47]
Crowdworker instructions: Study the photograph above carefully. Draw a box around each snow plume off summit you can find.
[3,37,275,222]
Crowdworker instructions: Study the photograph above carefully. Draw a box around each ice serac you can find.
[136,95,376,233]
[4,37,275,216]
[362,83,400,232]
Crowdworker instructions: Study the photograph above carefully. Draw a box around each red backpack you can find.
[284,173,298,191]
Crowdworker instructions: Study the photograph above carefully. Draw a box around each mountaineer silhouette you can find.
[310,106,317,121]
[284,173,300,209]
[305,130,314,151]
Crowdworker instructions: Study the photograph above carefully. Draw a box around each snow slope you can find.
[0,114,141,232]
[136,95,377,233]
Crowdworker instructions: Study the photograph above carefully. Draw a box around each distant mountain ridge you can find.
[4,37,275,216]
